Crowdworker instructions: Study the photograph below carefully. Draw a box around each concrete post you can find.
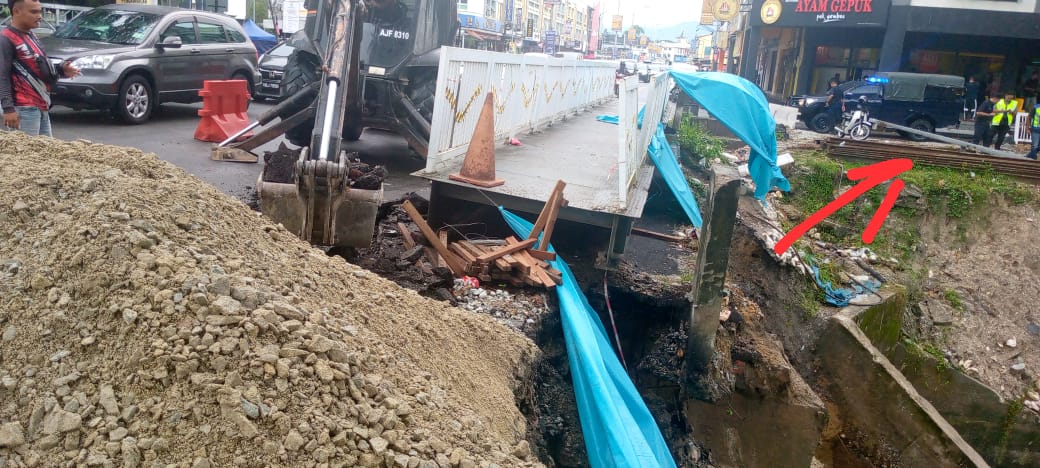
[739,27,759,81]
[684,165,741,399]
[878,4,910,72]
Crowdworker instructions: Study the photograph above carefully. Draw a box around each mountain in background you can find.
[644,21,713,41]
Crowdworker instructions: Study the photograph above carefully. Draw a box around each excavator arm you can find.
[212,0,381,248]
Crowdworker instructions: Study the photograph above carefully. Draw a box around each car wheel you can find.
[808,113,835,133]
[907,119,934,142]
[116,75,153,124]
[232,72,254,99]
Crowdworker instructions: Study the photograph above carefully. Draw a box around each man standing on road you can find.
[824,79,843,131]
[973,95,997,147]
[992,91,1018,150]
[1026,102,1040,160]
[0,0,79,137]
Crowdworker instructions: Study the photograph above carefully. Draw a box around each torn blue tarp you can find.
[648,124,703,227]
[668,71,791,199]
[499,207,676,468]
[806,258,882,307]
[596,114,703,228]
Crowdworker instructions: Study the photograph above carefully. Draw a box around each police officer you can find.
[1027,101,1040,160]
[992,91,1018,150]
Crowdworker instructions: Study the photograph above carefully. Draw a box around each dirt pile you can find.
[0,133,540,467]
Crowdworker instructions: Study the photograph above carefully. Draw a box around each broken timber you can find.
[400,197,563,289]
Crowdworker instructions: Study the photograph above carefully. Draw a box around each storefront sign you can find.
[545,30,557,55]
[713,0,739,22]
[458,13,503,34]
[590,4,601,51]
[701,0,716,25]
[761,0,782,24]
[751,0,889,27]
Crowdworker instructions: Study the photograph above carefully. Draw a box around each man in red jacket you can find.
[0,0,79,136]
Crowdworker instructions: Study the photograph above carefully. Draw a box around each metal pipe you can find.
[318,79,339,161]
[217,121,261,147]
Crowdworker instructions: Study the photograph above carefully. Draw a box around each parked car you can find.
[639,63,669,83]
[0,16,58,37]
[254,41,293,101]
[41,4,260,124]
[792,72,965,140]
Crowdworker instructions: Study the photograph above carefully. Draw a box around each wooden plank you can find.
[527,249,556,261]
[544,268,563,285]
[402,200,464,276]
[397,222,416,249]
[502,254,524,271]
[437,229,449,268]
[506,236,556,288]
[449,243,478,265]
[476,238,537,263]
[459,239,507,272]
[422,247,439,267]
[527,180,566,240]
[536,195,564,251]
[631,227,687,243]
[469,239,507,246]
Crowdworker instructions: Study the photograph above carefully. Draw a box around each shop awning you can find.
[463,29,500,41]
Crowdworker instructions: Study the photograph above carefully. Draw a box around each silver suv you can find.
[41,4,260,124]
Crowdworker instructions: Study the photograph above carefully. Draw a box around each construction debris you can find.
[399,182,570,289]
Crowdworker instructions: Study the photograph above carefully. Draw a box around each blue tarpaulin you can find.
[668,71,791,199]
[596,114,702,228]
[499,207,676,468]
[242,19,277,55]
[648,124,703,228]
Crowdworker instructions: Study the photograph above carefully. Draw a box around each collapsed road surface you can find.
[0,132,542,467]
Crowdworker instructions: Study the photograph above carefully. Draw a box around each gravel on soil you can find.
[0,132,542,467]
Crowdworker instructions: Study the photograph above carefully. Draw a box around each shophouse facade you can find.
[736,0,1040,100]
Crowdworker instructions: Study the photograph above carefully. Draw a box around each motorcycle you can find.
[835,96,873,141]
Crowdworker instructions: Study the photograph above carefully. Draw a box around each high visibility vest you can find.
[1033,105,1040,129]
[992,99,1018,126]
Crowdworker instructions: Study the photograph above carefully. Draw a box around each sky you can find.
[591,0,706,28]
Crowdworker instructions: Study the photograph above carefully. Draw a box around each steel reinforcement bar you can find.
[822,138,1040,182]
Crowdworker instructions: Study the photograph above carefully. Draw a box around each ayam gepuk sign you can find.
[751,0,890,28]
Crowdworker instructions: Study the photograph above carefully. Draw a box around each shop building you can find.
[737,0,1040,99]
[457,0,506,50]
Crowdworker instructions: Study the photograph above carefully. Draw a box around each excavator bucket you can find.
[257,147,380,248]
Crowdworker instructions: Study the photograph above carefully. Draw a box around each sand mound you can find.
[0,132,540,467]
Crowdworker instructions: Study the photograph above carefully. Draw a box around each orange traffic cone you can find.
[450,92,504,188]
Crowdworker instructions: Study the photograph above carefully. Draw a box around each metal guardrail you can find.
[425,48,616,172]
[1014,112,1030,145]
[616,72,671,204]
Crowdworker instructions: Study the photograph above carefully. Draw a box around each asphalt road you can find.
[50,101,430,204]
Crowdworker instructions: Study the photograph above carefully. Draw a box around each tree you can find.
[248,0,270,23]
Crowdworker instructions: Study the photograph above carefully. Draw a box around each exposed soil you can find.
[764,141,1040,407]
[0,132,541,466]
[906,202,1040,401]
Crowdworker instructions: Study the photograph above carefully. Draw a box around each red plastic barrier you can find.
[194,79,253,143]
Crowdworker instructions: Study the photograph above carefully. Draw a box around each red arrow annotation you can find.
[773,158,914,256]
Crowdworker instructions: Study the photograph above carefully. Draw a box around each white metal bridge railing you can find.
[425,48,617,172]
[617,72,672,205]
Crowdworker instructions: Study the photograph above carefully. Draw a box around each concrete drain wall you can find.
[819,291,1040,467]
